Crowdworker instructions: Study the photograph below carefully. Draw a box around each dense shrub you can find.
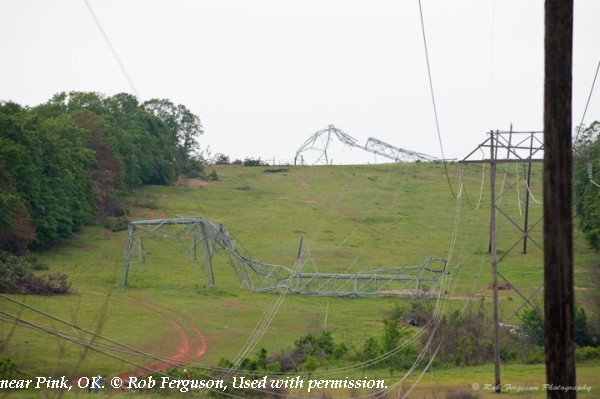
[0,251,71,295]
[243,158,268,166]
[426,301,492,367]
[518,308,544,347]
[102,216,130,232]
[213,153,230,165]
[0,358,19,380]
[518,306,594,348]
[575,346,600,361]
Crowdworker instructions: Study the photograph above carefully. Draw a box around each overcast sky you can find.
[2,1,599,164]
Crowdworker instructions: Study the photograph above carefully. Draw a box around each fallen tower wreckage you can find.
[120,217,448,298]
[294,124,438,165]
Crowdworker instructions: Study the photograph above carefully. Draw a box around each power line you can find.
[417,0,456,198]
[83,0,139,97]
[575,58,600,141]
[0,294,182,369]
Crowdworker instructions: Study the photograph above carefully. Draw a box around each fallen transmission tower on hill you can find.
[294,124,438,165]
[120,217,449,298]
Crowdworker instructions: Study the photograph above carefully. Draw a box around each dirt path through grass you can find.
[119,299,207,379]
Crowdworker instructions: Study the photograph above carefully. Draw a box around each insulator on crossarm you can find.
[588,163,593,180]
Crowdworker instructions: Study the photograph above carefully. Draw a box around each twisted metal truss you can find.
[121,217,449,298]
[364,137,438,163]
[120,217,222,288]
[294,124,437,165]
[294,124,359,165]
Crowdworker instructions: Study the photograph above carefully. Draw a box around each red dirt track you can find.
[119,299,207,379]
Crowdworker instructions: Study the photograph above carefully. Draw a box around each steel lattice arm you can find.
[364,137,438,163]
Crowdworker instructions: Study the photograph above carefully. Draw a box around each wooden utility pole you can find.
[490,132,501,393]
[544,1,576,397]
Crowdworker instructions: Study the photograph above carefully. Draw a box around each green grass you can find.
[1,162,598,397]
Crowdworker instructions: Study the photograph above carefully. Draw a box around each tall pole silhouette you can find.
[543,1,576,397]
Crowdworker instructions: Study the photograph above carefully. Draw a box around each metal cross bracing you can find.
[461,128,544,393]
[121,217,449,298]
[280,260,449,298]
[294,124,438,165]
[461,129,544,317]
[121,217,222,288]
[462,129,544,164]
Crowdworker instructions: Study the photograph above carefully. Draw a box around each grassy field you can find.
[1,162,598,398]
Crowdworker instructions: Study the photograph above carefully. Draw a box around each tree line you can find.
[574,121,600,252]
[0,91,203,254]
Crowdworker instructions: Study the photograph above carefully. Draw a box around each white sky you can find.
[1,1,599,164]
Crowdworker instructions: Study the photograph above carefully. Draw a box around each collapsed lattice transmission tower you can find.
[294,124,437,165]
[121,217,449,298]
[365,137,438,163]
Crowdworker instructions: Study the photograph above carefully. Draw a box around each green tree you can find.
[574,121,600,250]
[0,92,199,254]
[0,131,36,253]
[519,307,592,348]
[519,308,544,347]
[382,319,411,375]
[143,99,204,175]
[1,102,96,247]
[358,336,381,374]
[574,307,592,347]
[74,111,123,216]
[256,348,268,370]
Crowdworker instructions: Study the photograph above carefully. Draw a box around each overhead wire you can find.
[389,258,458,398]
[572,60,600,210]
[525,173,543,204]
[322,163,413,273]
[202,1,528,390]
[345,167,467,398]
[445,166,464,264]
[0,294,184,369]
[10,2,503,395]
[516,163,523,217]
[0,161,465,399]
[397,243,488,398]
[486,0,497,128]
[474,162,486,210]
[288,159,413,277]
[417,0,457,198]
[0,310,161,374]
[178,162,462,396]
[212,164,460,388]
[1,295,287,399]
[575,58,600,142]
[83,0,139,97]
[227,259,299,375]
[210,162,463,392]
[154,171,361,386]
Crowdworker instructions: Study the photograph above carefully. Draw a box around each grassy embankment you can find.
[2,162,598,397]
